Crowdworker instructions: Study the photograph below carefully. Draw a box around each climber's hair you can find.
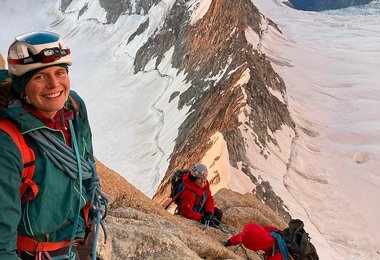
[0,78,11,112]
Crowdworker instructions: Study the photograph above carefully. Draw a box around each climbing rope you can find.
[203,219,210,230]
[270,231,291,260]
[201,216,236,235]
[27,123,108,260]
[27,129,93,179]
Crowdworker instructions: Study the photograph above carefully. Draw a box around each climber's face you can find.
[195,177,207,188]
[24,66,70,119]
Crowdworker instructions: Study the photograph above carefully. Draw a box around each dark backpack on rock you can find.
[170,169,188,201]
[164,169,189,210]
[271,219,319,260]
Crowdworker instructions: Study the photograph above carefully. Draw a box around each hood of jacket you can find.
[182,172,210,197]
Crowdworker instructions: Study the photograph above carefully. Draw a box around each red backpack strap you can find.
[0,119,38,203]
[68,95,79,116]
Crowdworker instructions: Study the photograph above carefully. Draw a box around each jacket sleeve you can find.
[179,189,203,221]
[0,131,23,260]
[240,223,275,251]
[229,231,243,245]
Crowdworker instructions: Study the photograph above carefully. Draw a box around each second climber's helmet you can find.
[7,31,72,76]
[191,163,208,179]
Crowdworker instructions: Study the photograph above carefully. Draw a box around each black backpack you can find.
[271,219,319,260]
[164,169,189,210]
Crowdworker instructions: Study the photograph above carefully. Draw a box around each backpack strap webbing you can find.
[165,190,183,210]
[270,231,291,260]
[0,119,38,203]
[68,95,79,116]
[197,190,208,210]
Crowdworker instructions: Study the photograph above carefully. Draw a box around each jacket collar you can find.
[183,173,210,193]
[1,99,73,134]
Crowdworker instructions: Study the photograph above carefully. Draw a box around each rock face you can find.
[0,55,4,69]
[134,0,294,220]
[60,0,161,23]
[287,0,373,11]
[96,159,287,259]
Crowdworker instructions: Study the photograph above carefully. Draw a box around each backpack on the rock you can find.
[164,169,190,210]
[270,219,319,260]
[171,169,189,202]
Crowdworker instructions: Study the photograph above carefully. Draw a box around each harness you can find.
[175,186,208,214]
[193,189,208,213]
[0,96,107,259]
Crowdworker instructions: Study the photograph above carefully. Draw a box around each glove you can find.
[200,211,213,224]
[223,239,232,247]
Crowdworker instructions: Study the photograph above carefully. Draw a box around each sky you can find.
[0,0,379,259]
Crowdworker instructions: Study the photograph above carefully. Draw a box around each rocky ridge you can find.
[134,0,295,220]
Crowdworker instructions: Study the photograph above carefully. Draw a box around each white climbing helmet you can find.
[191,163,208,178]
[7,31,72,76]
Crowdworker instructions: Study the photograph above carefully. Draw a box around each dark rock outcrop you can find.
[60,0,161,24]
[60,0,73,12]
[98,0,161,24]
[288,0,373,11]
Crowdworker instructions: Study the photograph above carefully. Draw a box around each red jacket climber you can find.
[178,163,223,225]
[225,223,283,260]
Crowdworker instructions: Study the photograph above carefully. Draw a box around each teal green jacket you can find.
[0,90,94,259]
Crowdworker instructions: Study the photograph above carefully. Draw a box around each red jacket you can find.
[179,173,215,221]
[230,223,283,260]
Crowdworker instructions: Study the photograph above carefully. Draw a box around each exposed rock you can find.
[0,54,5,69]
[134,0,188,73]
[288,0,373,11]
[61,0,161,24]
[60,0,73,12]
[127,18,150,44]
[255,180,291,221]
[353,151,367,163]
[98,0,161,24]
[78,3,89,18]
[96,159,287,259]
